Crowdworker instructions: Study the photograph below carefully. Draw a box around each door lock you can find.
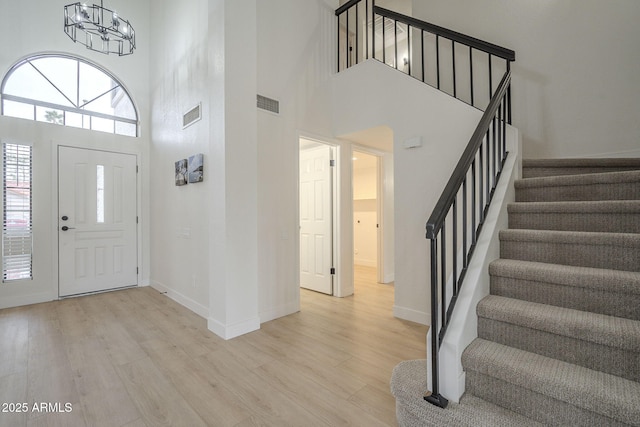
[61,216,69,221]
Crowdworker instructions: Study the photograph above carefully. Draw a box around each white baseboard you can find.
[149,280,208,319]
[208,316,260,340]
[0,291,55,310]
[572,147,640,159]
[260,301,299,324]
[393,304,429,325]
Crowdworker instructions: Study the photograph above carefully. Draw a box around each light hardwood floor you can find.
[0,266,428,427]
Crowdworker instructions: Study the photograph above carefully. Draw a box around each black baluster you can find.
[441,222,447,329]
[436,35,440,89]
[421,30,425,82]
[452,199,458,297]
[469,47,474,107]
[452,40,456,98]
[394,19,398,69]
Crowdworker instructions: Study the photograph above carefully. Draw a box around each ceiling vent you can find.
[257,94,280,115]
[183,103,201,129]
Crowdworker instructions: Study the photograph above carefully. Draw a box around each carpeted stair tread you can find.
[478,295,640,352]
[462,339,640,426]
[508,200,640,232]
[516,170,640,189]
[489,258,640,296]
[515,170,640,202]
[508,200,640,214]
[391,359,543,426]
[499,229,640,272]
[523,158,640,168]
[477,295,640,381]
[489,259,640,320]
[522,158,640,178]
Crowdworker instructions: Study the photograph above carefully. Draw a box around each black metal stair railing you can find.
[336,0,516,409]
[424,69,512,408]
[336,0,515,112]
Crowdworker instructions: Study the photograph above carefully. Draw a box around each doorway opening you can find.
[341,125,395,301]
[352,150,380,289]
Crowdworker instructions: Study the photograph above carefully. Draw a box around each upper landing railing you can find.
[336,0,516,409]
[336,0,515,114]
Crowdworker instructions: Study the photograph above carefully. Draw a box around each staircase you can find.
[391,158,640,426]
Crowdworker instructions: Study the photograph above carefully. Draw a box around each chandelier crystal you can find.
[63,1,136,56]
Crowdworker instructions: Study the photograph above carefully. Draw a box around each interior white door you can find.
[299,144,333,295]
[58,147,138,297]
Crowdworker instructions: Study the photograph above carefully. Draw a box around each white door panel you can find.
[300,144,333,295]
[58,147,137,297]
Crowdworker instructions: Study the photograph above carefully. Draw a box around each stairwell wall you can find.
[412,0,640,159]
[333,60,483,324]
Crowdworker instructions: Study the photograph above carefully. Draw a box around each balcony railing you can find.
[336,0,515,113]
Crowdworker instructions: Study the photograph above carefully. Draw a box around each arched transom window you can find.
[1,54,138,137]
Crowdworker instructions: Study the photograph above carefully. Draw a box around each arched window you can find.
[1,53,138,137]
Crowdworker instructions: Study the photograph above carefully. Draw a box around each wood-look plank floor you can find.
[0,266,428,427]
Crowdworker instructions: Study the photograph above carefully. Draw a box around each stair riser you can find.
[477,318,640,382]
[508,212,640,233]
[490,276,640,321]
[523,167,640,179]
[500,240,640,272]
[464,372,632,427]
[515,182,640,202]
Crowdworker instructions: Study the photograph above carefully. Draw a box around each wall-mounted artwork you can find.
[188,153,204,183]
[175,159,188,186]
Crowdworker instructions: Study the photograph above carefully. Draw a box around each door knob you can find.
[61,226,75,231]
[61,216,69,221]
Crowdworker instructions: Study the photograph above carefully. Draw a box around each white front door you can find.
[299,144,334,295]
[58,147,138,297]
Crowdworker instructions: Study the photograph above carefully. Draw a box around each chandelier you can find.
[63,1,136,56]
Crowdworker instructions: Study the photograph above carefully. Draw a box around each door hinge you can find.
[330,159,335,167]
[330,267,335,275]
[136,216,139,224]
[136,165,139,173]
[136,267,139,274]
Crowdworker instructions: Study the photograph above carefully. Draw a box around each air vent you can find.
[257,94,280,114]
[373,15,407,36]
[183,103,201,129]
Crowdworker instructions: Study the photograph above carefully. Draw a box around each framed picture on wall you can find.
[188,153,204,183]
[175,159,188,186]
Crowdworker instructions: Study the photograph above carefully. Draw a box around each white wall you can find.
[148,0,211,317]
[0,0,151,309]
[256,0,342,319]
[412,0,640,159]
[333,60,483,324]
[150,0,262,339]
[211,0,260,339]
[148,0,342,335]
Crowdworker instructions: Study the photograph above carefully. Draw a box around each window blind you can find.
[2,143,33,281]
